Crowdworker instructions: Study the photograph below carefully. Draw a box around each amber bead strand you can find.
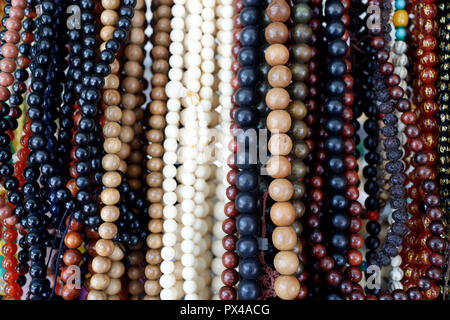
[88,0,126,300]
[410,0,443,300]
[263,0,301,301]
[143,0,172,300]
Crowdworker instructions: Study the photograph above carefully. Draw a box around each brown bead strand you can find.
[115,0,147,299]
[88,0,125,300]
[143,0,172,300]
[0,0,26,101]
[264,0,301,301]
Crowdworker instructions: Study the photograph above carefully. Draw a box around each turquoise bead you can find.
[396,27,406,41]
[395,0,406,9]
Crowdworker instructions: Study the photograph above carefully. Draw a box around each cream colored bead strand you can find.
[210,0,234,300]
[159,0,186,300]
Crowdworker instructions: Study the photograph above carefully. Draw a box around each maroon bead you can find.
[222,234,237,251]
[226,185,238,201]
[338,280,353,296]
[426,236,445,252]
[371,36,385,49]
[425,266,441,281]
[378,293,393,300]
[345,266,362,283]
[429,252,444,266]
[392,290,408,300]
[325,270,341,286]
[222,218,236,235]
[222,252,238,269]
[396,98,411,112]
[407,287,423,300]
[376,49,389,62]
[349,290,365,300]
[380,62,394,75]
[219,286,237,300]
[221,268,238,286]
[224,201,238,218]
[389,86,404,100]
[417,277,431,291]
[319,256,334,271]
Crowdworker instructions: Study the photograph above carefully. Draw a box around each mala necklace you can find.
[264,0,301,301]
[145,0,172,300]
[219,0,243,301]
[232,0,262,300]
[159,0,185,300]
[286,0,313,301]
[437,0,450,298]
[211,0,233,299]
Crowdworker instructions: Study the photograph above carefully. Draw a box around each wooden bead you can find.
[92,256,112,274]
[95,239,115,257]
[98,222,118,240]
[90,274,111,291]
[100,188,120,205]
[101,205,120,222]
[108,261,125,278]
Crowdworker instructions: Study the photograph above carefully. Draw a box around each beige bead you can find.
[101,10,119,26]
[103,122,121,138]
[100,26,114,41]
[104,137,122,154]
[102,154,120,171]
[101,205,120,222]
[145,264,162,279]
[90,274,111,291]
[105,278,122,295]
[98,222,118,240]
[104,74,120,89]
[87,290,107,300]
[101,0,120,10]
[268,133,292,156]
[104,106,122,122]
[118,160,127,174]
[144,280,162,296]
[102,171,122,188]
[110,244,125,261]
[100,188,120,206]
[96,239,114,257]
[108,261,125,278]
[107,295,120,300]
[274,251,299,275]
[146,234,163,249]
[274,275,300,300]
[110,59,120,73]
[266,156,291,178]
[92,256,112,274]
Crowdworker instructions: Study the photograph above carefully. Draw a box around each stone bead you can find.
[266,156,291,178]
[266,88,290,110]
[268,133,292,155]
[265,22,289,44]
[267,0,291,22]
[274,251,299,275]
[265,44,289,66]
[267,110,292,133]
[268,65,292,88]
[269,178,294,201]
[270,202,296,226]
[272,226,297,250]
[274,275,300,300]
